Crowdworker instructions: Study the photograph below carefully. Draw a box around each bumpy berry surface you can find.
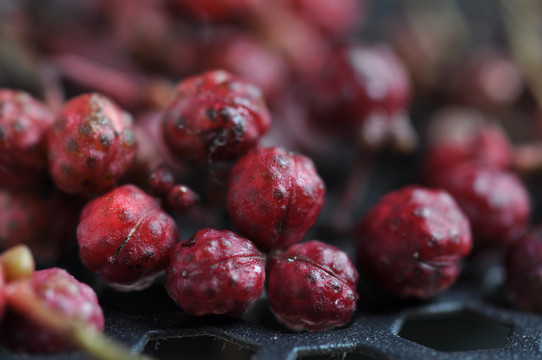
[162,70,271,164]
[47,93,136,194]
[267,240,358,332]
[423,108,513,186]
[0,90,54,190]
[356,186,472,299]
[165,228,265,317]
[0,268,104,353]
[507,227,542,312]
[434,162,530,249]
[226,146,325,252]
[77,184,179,290]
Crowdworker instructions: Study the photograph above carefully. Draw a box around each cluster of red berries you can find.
[3,0,542,357]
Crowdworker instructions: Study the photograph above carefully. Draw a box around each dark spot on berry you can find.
[79,123,92,136]
[85,157,97,169]
[100,133,114,147]
[175,116,186,129]
[206,108,217,122]
[60,163,74,177]
[0,126,5,141]
[65,138,78,153]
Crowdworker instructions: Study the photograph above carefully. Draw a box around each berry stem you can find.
[5,281,153,360]
[0,245,35,282]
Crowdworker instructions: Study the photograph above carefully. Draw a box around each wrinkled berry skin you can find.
[0,90,54,191]
[310,44,414,151]
[77,184,179,290]
[267,240,358,332]
[162,70,271,164]
[0,268,104,353]
[507,227,542,312]
[423,108,513,186]
[165,228,265,317]
[356,186,472,299]
[434,162,530,250]
[48,93,136,194]
[226,147,325,252]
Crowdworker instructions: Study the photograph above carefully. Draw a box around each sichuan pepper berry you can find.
[166,184,199,212]
[356,186,472,299]
[0,268,104,353]
[165,228,265,317]
[506,227,542,312]
[422,108,513,186]
[162,70,271,164]
[148,164,175,196]
[433,162,530,250]
[226,146,325,252]
[267,240,358,332]
[47,93,136,194]
[77,184,179,290]
[309,44,416,152]
[0,89,54,191]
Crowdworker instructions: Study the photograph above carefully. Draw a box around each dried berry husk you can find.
[433,162,530,250]
[506,227,542,312]
[165,228,265,317]
[309,44,416,152]
[162,70,271,164]
[0,268,104,353]
[267,240,358,332]
[226,146,325,252]
[77,184,179,290]
[422,108,514,187]
[357,186,472,299]
[0,89,54,191]
[47,93,136,194]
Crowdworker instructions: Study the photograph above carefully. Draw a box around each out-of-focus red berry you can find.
[0,268,104,353]
[0,90,54,191]
[47,93,136,194]
[281,0,364,37]
[433,162,530,250]
[356,186,472,299]
[77,184,179,290]
[506,227,542,312]
[226,146,325,252]
[148,164,175,196]
[165,228,265,317]
[0,190,82,263]
[310,44,415,151]
[166,184,199,212]
[169,0,263,22]
[267,240,358,332]
[423,108,514,186]
[162,70,271,164]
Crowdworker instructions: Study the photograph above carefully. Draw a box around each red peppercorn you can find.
[267,240,358,332]
[226,146,325,252]
[422,108,513,186]
[281,0,364,37]
[162,70,271,164]
[0,90,54,191]
[310,44,415,151]
[433,162,530,250]
[148,164,175,196]
[356,186,472,299]
[47,93,136,194]
[0,268,104,353]
[165,228,265,317]
[77,184,179,290]
[166,184,199,212]
[506,227,542,312]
